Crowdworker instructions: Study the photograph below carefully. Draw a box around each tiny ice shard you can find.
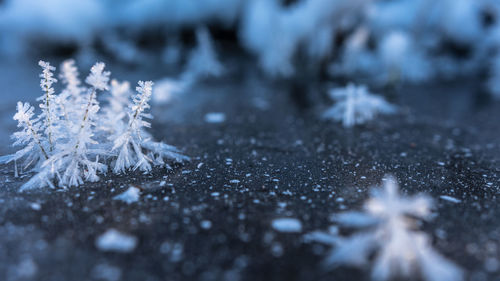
[113,186,141,204]
[204,112,226,124]
[439,195,461,203]
[271,218,303,233]
[95,229,137,253]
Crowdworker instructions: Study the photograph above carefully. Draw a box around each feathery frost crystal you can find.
[1,60,189,190]
[305,176,463,281]
[323,84,396,128]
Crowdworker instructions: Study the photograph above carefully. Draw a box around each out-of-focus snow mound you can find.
[1,0,500,91]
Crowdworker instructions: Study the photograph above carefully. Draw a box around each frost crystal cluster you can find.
[322,84,396,128]
[306,176,463,281]
[0,60,189,190]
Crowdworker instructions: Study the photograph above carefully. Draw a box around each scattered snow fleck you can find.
[271,218,303,233]
[439,195,461,203]
[159,181,166,187]
[200,220,212,230]
[197,162,204,169]
[211,192,220,197]
[204,112,226,123]
[113,186,141,204]
[230,179,240,184]
[30,203,41,211]
[95,229,137,253]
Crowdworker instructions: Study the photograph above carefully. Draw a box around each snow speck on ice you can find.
[271,218,303,233]
[204,112,226,123]
[96,229,138,253]
[113,186,141,204]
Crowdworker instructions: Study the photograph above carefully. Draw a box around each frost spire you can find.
[37,60,59,152]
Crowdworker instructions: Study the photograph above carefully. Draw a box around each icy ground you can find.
[0,56,499,281]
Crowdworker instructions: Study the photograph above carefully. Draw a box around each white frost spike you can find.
[307,176,463,281]
[102,80,131,135]
[113,81,188,174]
[58,59,84,129]
[53,85,106,187]
[323,84,396,128]
[182,26,224,82]
[85,62,110,91]
[0,102,49,170]
[59,59,82,100]
[37,60,59,152]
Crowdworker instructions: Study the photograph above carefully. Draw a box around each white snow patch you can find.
[113,186,141,204]
[95,229,137,253]
[204,112,226,123]
[271,218,303,233]
[230,179,240,184]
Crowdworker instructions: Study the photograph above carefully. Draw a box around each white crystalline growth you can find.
[96,229,137,253]
[113,186,141,204]
[323,84,397,128]
[182,26,224,82]
[0,102,49,170]
[1,59,189,190]
[305,176,463,281]
[112,81,189,174]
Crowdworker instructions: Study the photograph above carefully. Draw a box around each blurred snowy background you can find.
[1,0,500,92]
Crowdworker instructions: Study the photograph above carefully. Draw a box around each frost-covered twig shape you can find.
[112,81,189,174]
[306,176,463,281]
[323,84,396,127]
[1,60,189,190]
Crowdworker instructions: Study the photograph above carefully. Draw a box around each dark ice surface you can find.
[0,57,499,281]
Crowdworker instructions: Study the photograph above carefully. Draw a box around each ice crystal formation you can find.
[182,26,224,82]
[305,176,463,281]
[0,60,189,190]
[322,84,396,128]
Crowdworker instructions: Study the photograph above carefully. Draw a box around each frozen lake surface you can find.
[0,57,499,281]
